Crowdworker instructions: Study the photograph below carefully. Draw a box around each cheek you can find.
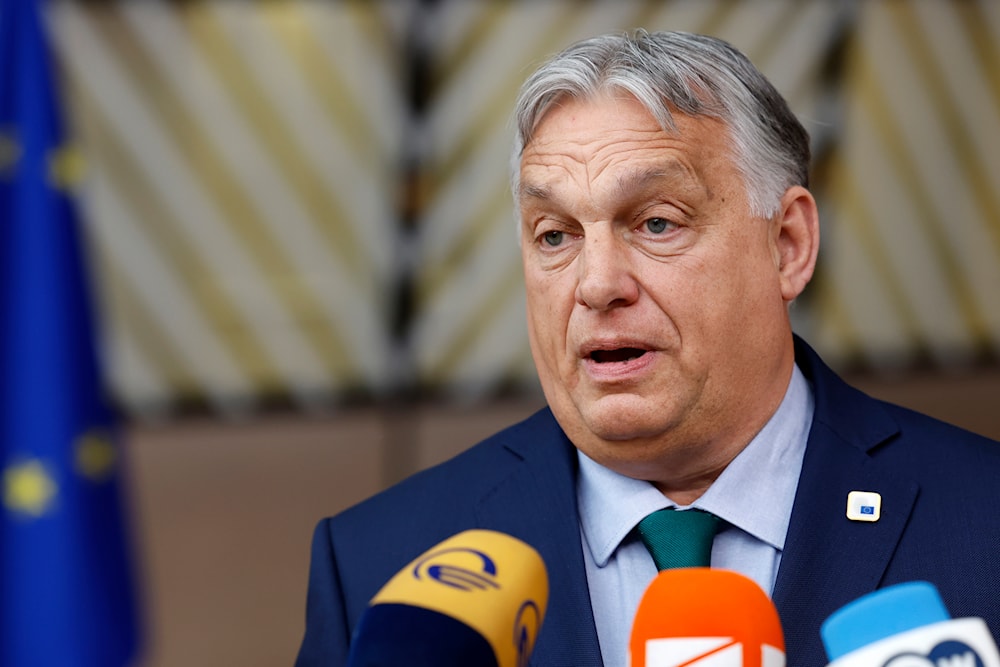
[645,245,767,339]
[524,272,579,384]
[525,300,572,404]
[526,285,568,352]
[698,252,786,351]
[703,224,776,290]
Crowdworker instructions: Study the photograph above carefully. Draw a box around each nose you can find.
[574,229,640,311]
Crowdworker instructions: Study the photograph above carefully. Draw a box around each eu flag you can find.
[0,1,141,665]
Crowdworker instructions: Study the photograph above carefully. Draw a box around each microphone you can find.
[346,529,548,667]
[821,581,1000,667]
[629,567,785,667]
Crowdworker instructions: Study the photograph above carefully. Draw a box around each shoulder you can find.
[873,399,1000,457]
[295,407,572,663]
[786,339,1000,642]
[795,336,1000,527]
[313,407,573,601]
[869,399,1000,494]
[334,406,567,528]
[796,336,1000,465]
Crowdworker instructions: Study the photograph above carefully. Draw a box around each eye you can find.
[644,217,676,234]
[542,230,565,247]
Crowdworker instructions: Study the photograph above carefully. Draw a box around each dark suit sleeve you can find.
[295,519,351,667]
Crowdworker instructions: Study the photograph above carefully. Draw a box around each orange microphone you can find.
[629,568,785,667]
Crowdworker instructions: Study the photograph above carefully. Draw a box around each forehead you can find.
[518,93,737,198]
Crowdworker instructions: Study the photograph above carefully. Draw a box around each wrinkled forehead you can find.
[517,89,735,169]
[522,100,747,216]
[523,93,733,167]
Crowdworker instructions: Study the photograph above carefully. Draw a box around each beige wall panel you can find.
[47,0,999,407]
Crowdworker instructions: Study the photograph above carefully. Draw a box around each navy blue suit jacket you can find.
[296,339,1000,666]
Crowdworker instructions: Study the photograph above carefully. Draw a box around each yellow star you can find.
[0,130,21,178]
[48,144,85,190]
[3,459,58,518]
[75,430,117,482]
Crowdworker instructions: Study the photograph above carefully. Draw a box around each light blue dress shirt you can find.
[576,365,814,667]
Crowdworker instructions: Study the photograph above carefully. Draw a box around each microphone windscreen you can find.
[821,581,950,661]
[820,581,1000,667]
[629,567,784,667]
[347,529,548,667]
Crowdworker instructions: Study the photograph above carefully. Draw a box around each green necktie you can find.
[637,508,720,570]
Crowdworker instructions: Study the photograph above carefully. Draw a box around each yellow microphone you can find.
[347,529,549,667]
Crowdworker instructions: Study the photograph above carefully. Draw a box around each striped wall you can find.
[811,0,1000,370]
[50,0,405,415]
[45,0,1000,416]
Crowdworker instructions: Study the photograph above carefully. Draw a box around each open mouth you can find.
[590,348,647,363]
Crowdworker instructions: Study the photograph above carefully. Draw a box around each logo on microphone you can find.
[644,637,785,667]
[411,547,501,591]
[513,600,543,667]
[883,641,985,667]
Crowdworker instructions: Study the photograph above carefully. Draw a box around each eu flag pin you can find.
[846,491,882,522]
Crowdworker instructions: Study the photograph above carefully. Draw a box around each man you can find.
[296,31,1000,667]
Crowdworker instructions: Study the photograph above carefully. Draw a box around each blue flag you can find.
[0,1,141,665]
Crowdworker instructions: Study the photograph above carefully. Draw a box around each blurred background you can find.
[8,0,1000,665]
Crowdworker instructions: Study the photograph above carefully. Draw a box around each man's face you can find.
[518,92,799,486]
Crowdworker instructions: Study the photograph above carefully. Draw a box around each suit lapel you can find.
[472,343,919,667]
[474,409,604,667]
[774,341,920,667]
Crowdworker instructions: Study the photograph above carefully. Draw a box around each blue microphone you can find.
[346,529,548,667]
[821,581,1000,667]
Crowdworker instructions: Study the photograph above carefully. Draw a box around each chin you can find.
[585,420,663,444]
[577,397,674,443]
[577,436,670,482]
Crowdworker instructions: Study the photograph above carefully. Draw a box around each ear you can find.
[771,185,820,302]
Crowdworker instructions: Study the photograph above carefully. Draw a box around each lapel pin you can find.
[846,491,882,522]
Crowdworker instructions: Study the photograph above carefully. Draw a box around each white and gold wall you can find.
[47,0,1000,417]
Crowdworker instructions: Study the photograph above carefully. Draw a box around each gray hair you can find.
[511,30,810,218]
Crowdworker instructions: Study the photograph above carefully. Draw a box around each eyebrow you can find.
[518,182,552,202]
[614,160,699,197]
[517,159,705,212]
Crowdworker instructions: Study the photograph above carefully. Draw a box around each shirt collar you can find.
[577,364,813,567]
